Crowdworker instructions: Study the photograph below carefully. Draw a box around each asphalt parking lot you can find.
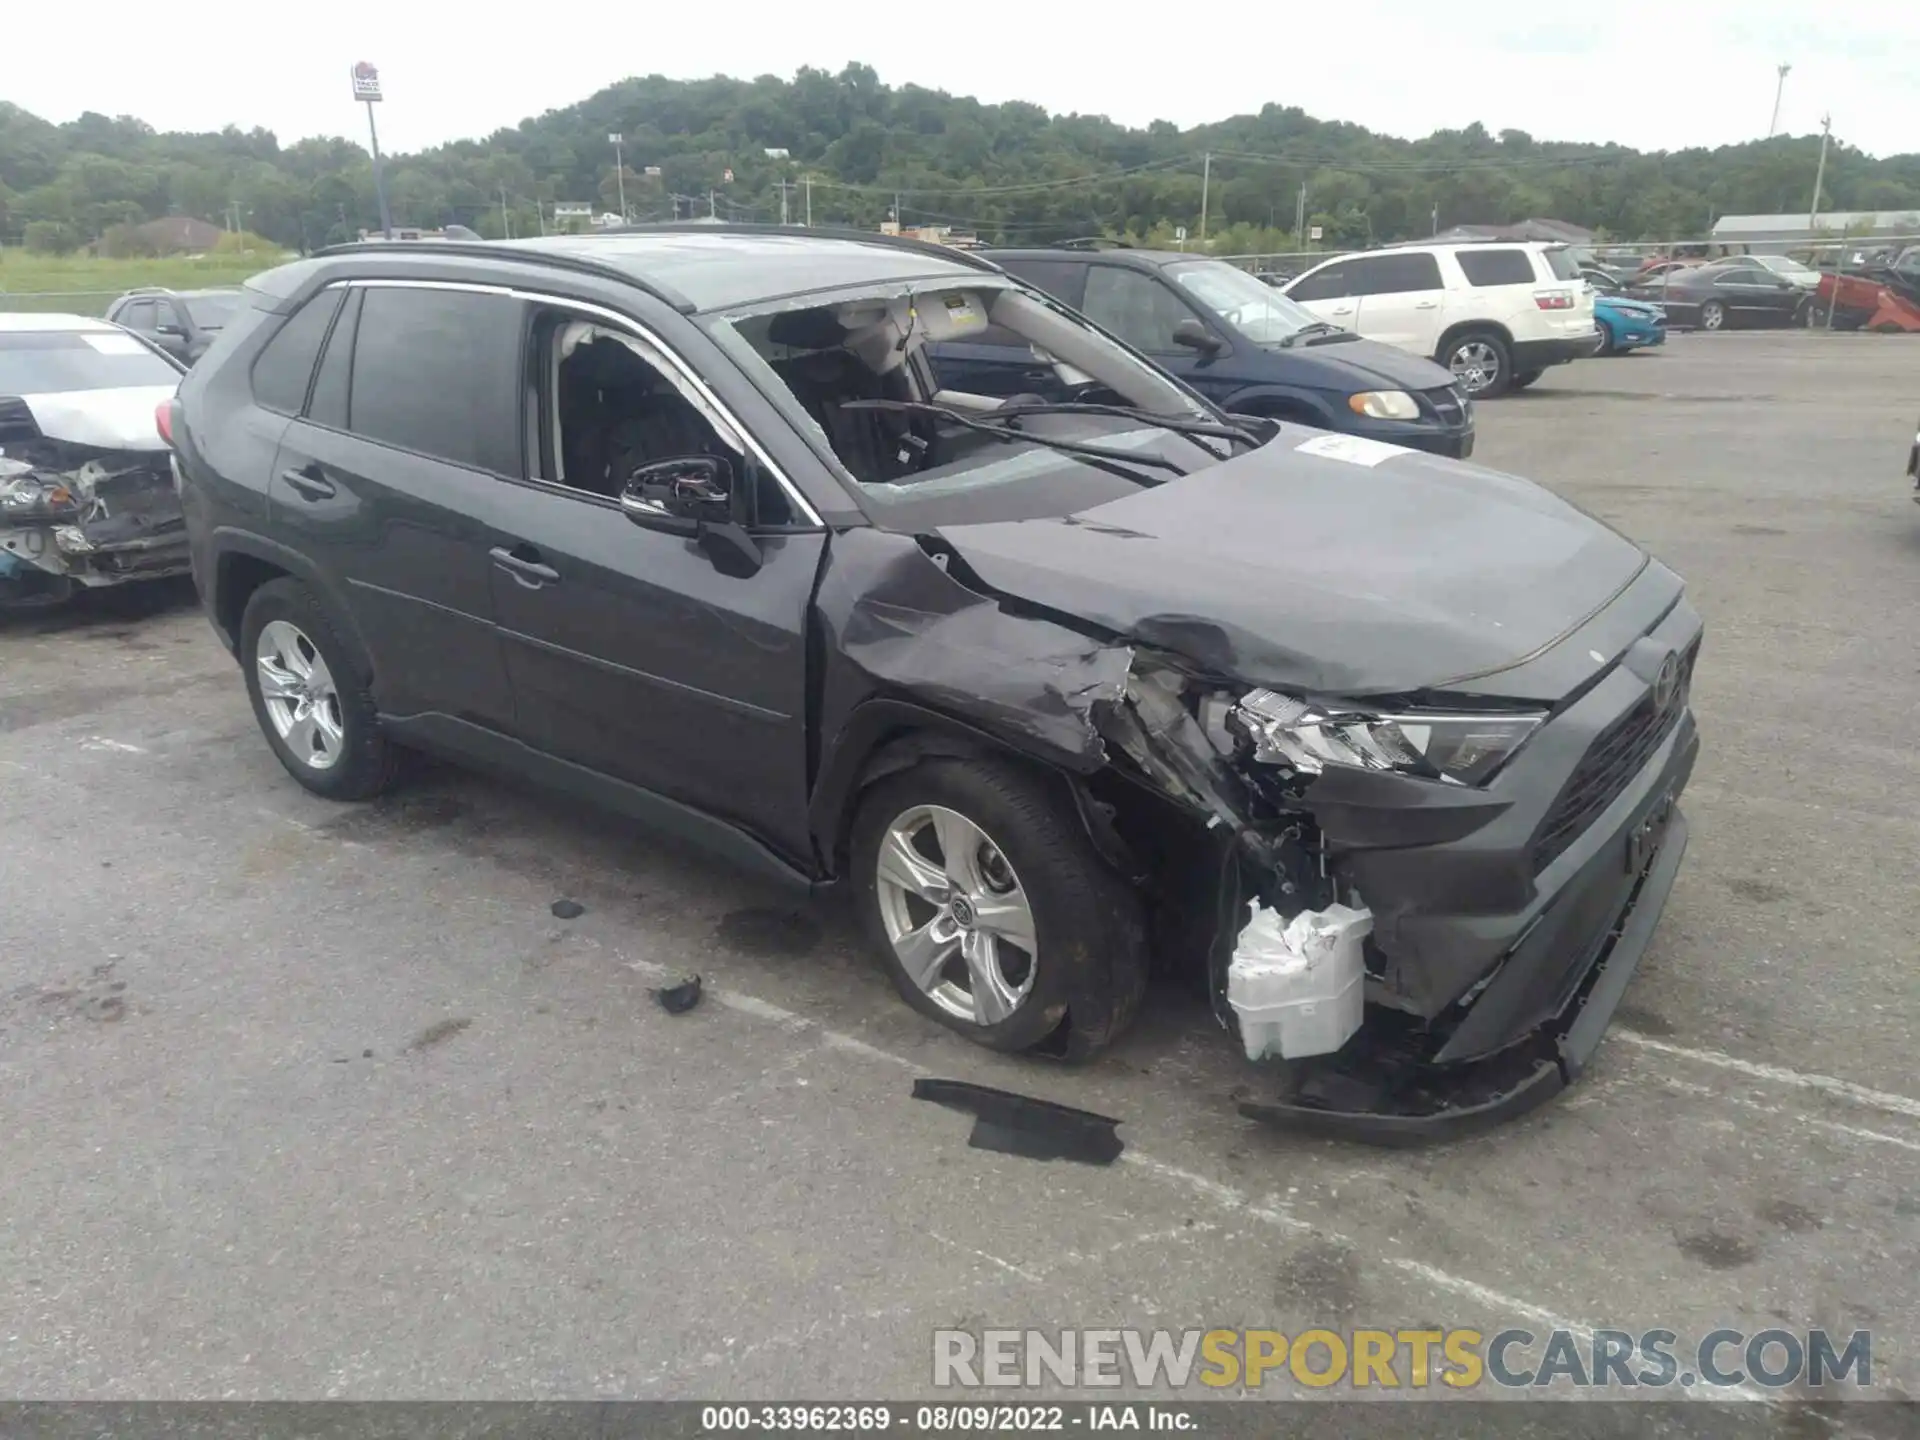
[1,331,1917,1417]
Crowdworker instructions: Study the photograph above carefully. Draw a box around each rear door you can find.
[927,258,1087,399]
[265,281,517,729]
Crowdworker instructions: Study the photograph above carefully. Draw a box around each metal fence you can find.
[0,290,122,317]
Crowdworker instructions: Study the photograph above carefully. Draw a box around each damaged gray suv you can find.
[167,226,1701,1142]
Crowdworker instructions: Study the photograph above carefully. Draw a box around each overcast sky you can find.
[10,3,1917,159]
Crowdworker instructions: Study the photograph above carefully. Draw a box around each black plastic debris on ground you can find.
[550,899,585,920]
[912,1078,1123,1165]
[653,975,702,1015]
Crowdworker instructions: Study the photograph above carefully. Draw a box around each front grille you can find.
[1530,639,1699,874]
[1423,386,1467,424]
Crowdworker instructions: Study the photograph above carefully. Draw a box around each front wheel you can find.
[1804,300,1831,328]
[0,572,75,613]
[1441,330,1513,399]
[1700,300,1728,331]
[1596,321,1619,356]
[851,758,1147,1061]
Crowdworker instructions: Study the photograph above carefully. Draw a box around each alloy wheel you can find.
[255,619,345,770]
[1701,302,1726,331]
[873,804,1037,1026]
[1448,340,1502,395]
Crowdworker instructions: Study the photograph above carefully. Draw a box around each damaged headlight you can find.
[1235,689,1543,787]
[1346,390,1420,421]
[0,474,79,518]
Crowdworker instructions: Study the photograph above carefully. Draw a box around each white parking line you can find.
[1613,1030,1920,1121]
[622,955,1771,1402]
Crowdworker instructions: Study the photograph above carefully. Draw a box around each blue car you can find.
[1595,293,1666,355]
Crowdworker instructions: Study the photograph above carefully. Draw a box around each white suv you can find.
[1283,242,1599,399]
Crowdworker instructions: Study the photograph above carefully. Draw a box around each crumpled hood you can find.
[9,386,176,452]
[935,433,1652,698]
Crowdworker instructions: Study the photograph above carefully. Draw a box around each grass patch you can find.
[0,250,291,314]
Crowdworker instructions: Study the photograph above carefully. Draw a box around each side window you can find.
[1350,253,1445,294]
[251,288,345,416]
[997,259,1087,310]
[306,289,358,429]
[348,286,522,476]
[155,299,186,333]
[533,310,795,527]
[121,299,157,331]
[1456,249,1538,287]
[1286,262,1351,302]
[1080,266,1198,351]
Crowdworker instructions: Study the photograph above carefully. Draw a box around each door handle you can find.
[1414,300,1439,310]
[490,545,560,588]
[280,466,335,500]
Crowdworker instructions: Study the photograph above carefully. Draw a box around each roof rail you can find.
[582,221,1009,276]
[312,238,699,312]
[1048,237,1134,251]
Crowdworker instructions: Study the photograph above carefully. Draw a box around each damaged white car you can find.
[0,313,187,610]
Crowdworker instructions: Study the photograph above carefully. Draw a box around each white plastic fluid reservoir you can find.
[1227,901,1373,1061]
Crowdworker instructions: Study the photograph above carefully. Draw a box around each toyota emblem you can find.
[1652,652,1681,712]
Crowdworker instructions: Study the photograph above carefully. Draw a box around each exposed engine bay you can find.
[0,399,188,605]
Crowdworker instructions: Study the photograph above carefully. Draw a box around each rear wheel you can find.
[240,577,400,801]
[1803,301,1830,328]
[1440,330,1513,399]
[852,758,1147,1061]
[1699,299,1728,331]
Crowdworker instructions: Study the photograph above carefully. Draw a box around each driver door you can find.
[486,302,825,858]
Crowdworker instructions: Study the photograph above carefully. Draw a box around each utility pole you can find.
[1198,152,1212,243]
[1431,202,1439,236]
[609,134,626,221]
[775,179,793,226]
[1769,64,1792,138]
[1294,181,1307,249]
[804,174,813,227]
[709,189,718,219]
[499,186,511,239]
[1808,112,1832,235]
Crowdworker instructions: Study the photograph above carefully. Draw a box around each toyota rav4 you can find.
[166,226,1701,1141]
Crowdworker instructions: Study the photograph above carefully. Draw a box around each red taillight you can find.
[155,400,175,447]
[1534,291,1575,310]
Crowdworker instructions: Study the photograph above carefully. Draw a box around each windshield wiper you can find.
[980,399,1259,449]
[1278,320,1357,348]
[839,399,1187,480]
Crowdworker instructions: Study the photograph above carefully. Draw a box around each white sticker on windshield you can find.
[82,332,147,356]
[1293,433,1412,467]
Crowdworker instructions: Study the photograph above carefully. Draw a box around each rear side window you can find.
[251,289,345,416]
[307,289,359,430]
[996,259,1087,309]
[1541,247,1581,281]
[1457,249,1539,287]
[1343,252,1444,296]
[347,286,522,475]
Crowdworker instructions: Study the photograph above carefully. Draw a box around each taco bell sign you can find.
[350,62,383,102]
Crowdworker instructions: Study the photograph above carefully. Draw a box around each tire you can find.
[1596,321,1618,356]
[1803,301,1830,329]
[1440,329,1513,399]
[851,757,1147,1062]
[239,577,400,801]
[1509,368,1545,391]
[1699,300,1728,331]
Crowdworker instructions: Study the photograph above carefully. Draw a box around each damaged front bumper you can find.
[0,452,188,595]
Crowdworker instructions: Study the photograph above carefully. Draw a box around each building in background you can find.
[1429,218,1594,245]
[1711,211,1920,252]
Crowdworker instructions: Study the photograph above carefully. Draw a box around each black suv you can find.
[168,226,1700,1139]
[955,248,1473,459]
[105,287,244,366]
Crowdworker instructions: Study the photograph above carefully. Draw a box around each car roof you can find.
[0,312,118,333]
[985,247,1197,270]
[474,228,998,312]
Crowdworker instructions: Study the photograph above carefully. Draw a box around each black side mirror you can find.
[1172,318,1223,355]
[619,454,762,577]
